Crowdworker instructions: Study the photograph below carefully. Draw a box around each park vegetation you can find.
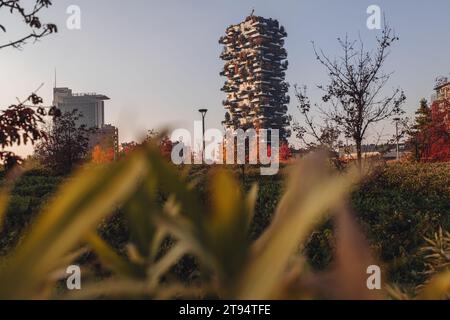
[0,143,448,299]
[0,1,448,300]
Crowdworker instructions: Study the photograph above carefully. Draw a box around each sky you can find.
[1,0,449,156]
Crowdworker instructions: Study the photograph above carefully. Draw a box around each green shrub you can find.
[0,170,62,254]
[352,163,450,286]
[1,162,448,293]
[201,162,449,289]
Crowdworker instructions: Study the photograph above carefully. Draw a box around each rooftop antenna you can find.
[54,68,56,89]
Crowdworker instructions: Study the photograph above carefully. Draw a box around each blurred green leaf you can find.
[0,188,9,232]
[86,232,144,278]
[0,151,148,299]
[420,270,450,299]
[237,157,361,299]
[245,184,258,231]
[206,170,250,289]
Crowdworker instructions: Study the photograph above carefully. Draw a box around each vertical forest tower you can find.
[219,15,290,141]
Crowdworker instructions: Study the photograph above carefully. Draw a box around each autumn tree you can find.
[0,94,60,170]
[426,108,450,162]
[119,141,138,158]
[91,145,115,164]
[279,142,292,161]
[35,110,90,174]
[295,23,406,165]
[406,95,450,162]
[119,130,174,160]
[146,129,173,160]
[159,136,174,159]
[0,0,57,169]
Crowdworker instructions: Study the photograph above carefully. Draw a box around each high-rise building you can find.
[431,78,450,130]
[53,87,109,129]
[219,15,290,141]
[53,87,119,158]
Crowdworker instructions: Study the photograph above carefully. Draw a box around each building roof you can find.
[54,87,110,100]
[70,93,110,100]
[434,81,450,91]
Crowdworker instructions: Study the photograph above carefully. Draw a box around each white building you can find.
[53,87,109,129]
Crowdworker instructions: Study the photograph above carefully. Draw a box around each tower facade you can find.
[53,87,119,157]
[219,15,290,141]
[431,78,450,130]
[53,87,109,129]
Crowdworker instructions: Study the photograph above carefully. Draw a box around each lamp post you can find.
[198,108,208,160]
[393,117,401,161]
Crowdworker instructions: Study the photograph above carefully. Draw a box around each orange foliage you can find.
[92,145,115,164]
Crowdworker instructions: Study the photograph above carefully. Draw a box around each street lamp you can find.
[198,108,208,160]
[393,117,401,161]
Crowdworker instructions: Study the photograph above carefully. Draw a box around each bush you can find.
[281,162,450,289]
[1,162,448,292]
[352,163,450,286]
[228,162,450,288]
[0,170,62,255]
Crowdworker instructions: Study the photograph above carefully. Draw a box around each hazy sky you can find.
[1,0,449,155]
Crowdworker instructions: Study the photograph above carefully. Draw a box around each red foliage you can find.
[0,94,60,169]
[159,136,173,159]
[119,135,173,160]
[279,142,292,161]
[119,142,138,157]
[420,100,450,162]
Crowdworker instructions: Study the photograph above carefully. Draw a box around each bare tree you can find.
[295,23,406,164]
[292,85,340,151]
[0,0,57,50]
